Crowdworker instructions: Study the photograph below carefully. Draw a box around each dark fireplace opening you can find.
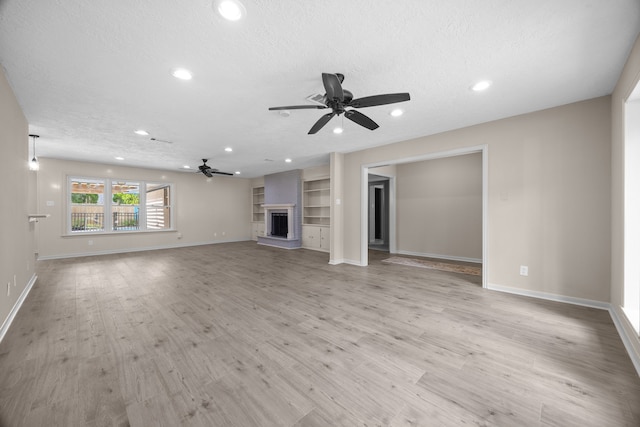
[271,212,288,238]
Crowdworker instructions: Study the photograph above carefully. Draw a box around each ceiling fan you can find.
[269,73,410,134]
[196,159,234,177]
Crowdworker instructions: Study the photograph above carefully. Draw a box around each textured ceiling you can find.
[1,0,639,177]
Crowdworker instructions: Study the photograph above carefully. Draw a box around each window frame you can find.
[67,176,175,235]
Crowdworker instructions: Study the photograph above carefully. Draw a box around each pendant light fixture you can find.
[28,134,39,171]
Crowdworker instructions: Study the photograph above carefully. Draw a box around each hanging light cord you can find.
[28,134,40,170]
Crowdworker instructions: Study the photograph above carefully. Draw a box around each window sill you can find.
[62,229,177,237]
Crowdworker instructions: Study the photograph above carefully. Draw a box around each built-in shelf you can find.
[303,178,330,227]
[252,186,265,223]
[28,213,50,223]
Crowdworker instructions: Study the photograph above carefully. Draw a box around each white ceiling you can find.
[1,0,639,178]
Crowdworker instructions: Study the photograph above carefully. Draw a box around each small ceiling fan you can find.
[268,73,410,134]
[196,159,234,177]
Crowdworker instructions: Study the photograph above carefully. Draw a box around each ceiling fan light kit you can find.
[269,73,410,134]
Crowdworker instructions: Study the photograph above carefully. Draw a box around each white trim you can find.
[395,250,482,264]
[487,283,610,309]
[36,238,248,260]
[389,177,397,254]
[256,242,300,250]
[609,306,640,376]
[329,258,364,266]
[481,147,489,288]
[0,274,37,344]
[302,246,329,253]
[360,166,369,265]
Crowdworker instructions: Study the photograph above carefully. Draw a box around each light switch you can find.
[46,200,54,207]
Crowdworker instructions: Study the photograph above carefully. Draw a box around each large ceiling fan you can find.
[269,73,410,134]
[196,159,234,177]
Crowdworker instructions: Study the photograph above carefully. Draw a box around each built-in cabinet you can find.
[302,225,330,251]
[302,177,330,252]
[251,186,265,241]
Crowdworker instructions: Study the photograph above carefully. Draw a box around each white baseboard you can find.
[395,250,481,264]
[328,258,364,266]
[37,238,249,260]
[487,283,610,309]
[0,273,37,345]
[609,306,640,377]
[489,282,640,377]
[301,246,329,253]
[256,242,301,250]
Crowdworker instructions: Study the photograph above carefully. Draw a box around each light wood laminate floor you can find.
[1,242,639,426]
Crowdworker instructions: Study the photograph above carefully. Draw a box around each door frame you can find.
[360,145,488,288]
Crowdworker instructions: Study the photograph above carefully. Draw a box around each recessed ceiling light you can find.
[183,165,191,169]
[285,158,292,163]
[333,127,343,134]
[214,0,246,21]
[235,171,241,175]
[471,80,492,91]
[115,157,124,161]
[172,68,193,80]
[134,129,149,136]
[225,147,233,152]
[390,109,403,117]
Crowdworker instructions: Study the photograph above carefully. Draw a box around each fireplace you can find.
[271,212,288,238]
[262,204,295,240]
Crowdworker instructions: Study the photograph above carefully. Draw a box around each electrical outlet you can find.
[520,265,529,276]
[13,274,16,287]
[214,232,217,237]
[88,240,93,246]
[222,231,226,236]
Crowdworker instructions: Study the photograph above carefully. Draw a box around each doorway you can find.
[360,145,488,288]
[368,175,390,252]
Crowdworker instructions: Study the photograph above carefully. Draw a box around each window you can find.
[112,181,140,231]
[70,178,105,232]
[624,89,640,334]
[68,176,173,234]
[146,183,171,230]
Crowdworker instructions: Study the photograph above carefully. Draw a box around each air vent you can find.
[305,93,326,106]
[150,138,173,144]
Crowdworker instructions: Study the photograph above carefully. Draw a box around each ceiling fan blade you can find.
[344,110,379,130]
[349,93,411,108]
[322,73,344,102]
[269,105,326,110]
[308,112,336,134]
[211,171,234,176]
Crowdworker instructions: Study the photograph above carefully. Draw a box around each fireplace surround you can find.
[262,204,295,239]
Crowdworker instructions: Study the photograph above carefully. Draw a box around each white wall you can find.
[36,158,251,259]
[0,67,37,339]
[335,96,611,302]
[395,153,482,261]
